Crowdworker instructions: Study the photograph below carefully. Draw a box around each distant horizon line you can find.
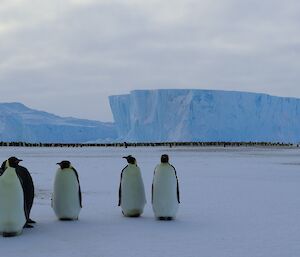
[0,141,296,147]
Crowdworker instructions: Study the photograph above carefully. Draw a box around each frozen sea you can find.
[0,146,300,257]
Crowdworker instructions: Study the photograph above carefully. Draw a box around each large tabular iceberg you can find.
[0,103,116,143]
[109,89,300,143]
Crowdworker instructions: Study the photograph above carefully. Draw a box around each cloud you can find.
[0,0,299,121]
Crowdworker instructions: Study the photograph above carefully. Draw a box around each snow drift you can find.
[109,89,300,143]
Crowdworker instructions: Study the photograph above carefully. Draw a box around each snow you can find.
[1,146,300,257]
[0,103,116,143]
[109,89,300,142]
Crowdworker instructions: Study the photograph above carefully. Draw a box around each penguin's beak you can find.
[13,158,22,163]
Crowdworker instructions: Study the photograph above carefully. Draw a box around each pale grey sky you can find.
[0,0,299,121]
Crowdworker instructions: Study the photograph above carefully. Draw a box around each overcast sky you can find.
[0,0,299,121]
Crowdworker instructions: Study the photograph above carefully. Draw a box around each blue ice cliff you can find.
[109,89,300,143]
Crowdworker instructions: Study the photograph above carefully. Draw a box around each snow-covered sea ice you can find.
[0,146,299,257]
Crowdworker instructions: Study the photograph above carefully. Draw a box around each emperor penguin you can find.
[118,155,146,217]
[1,157,35,226]
[52,161,82,220]
[0,159,26,237]
[152,154,180,220]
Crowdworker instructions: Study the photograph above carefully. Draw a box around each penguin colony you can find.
[0,154,179,237]
[0,141,294,148]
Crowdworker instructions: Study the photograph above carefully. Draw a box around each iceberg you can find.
[109,89,300,143]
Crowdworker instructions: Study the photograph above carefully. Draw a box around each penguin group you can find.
[119,154,180,220]
[0,154,180,237]
[0,157,82,237]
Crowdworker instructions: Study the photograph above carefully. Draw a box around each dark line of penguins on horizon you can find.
[0,141,297,148]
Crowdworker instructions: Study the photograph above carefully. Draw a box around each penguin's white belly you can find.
[152,166,179,218]
[121,168,146,215]
[52,170,81,219]
[0,168,26,235]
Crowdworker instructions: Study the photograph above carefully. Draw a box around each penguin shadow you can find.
[120,212,149,220]
[156,217,176,221]
[120,213,180,224]
[58,218,78,222]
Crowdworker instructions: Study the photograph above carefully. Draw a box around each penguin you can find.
[152,154,180,220]
[0,160,26,237]
[52,161,82,220]
[1,157,35,226]
[118,155,146,217]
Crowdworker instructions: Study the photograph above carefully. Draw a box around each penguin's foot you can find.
[157,217,173,221]
[2,232,19,237]
[126,213,141,218]
[24,223,34,228]
[59,218,74,221]
[123,209,142,217]
[27,219,36,224]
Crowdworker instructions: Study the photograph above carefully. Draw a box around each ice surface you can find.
[109,89,300,142]
[0,103,116,143]
[0,146,300,257]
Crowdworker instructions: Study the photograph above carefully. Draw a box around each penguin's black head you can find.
[161,154,169,163]
[56,160,71,169]
[122,155,136,164]
[8,156,23,168]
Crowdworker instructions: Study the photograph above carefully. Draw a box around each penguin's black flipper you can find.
[16,166,35,218]
[1,160,6,171]
[118,175,122,206]
[171,165,180,204]
[0,160,7,175]
[176,178,180,204]
[71,167,82,208]
[15,170,30,222]
[151,169,156,204]
[118,166,127,206]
